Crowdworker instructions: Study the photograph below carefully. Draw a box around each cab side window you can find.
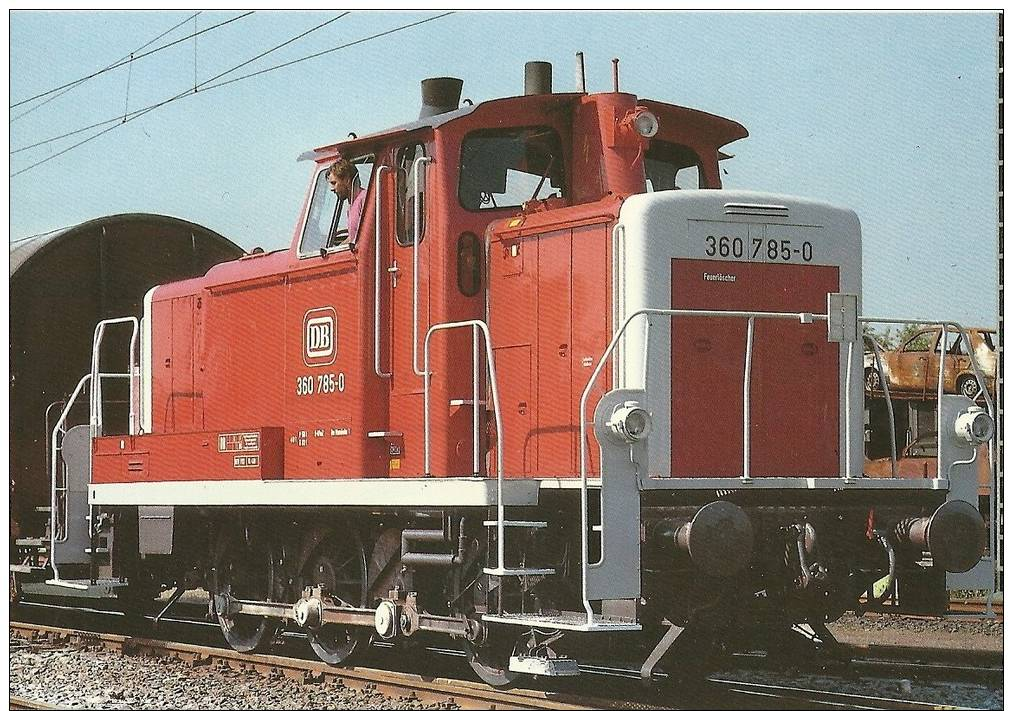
[396,144,427,246]
[299,168,339,256]
[299,157,376,257]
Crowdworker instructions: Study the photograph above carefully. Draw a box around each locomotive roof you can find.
[300,92,747,164]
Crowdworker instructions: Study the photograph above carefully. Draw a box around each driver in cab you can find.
[326,158,366,245]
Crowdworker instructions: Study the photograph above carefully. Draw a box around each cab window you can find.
[396,144,427,246]
[459,126,565,211]
[645,141,702,191]
[299,167,339,256]
[299,157,375,257]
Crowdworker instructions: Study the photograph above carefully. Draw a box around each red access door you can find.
[670,259,840,477]
[387,143,429,475]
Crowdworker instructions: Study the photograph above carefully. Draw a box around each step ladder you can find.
[482,519,556,577]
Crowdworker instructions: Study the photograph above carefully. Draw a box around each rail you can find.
[423,320,506,570]
[577,306,830,625]
[373,164,391,378]
[412,155,433,377]
[861,317,995,478]
[48,374,92,589]
[49,316,139,588]
[9,622,603,711]
[864,337,899,477]
[89,316,139,437]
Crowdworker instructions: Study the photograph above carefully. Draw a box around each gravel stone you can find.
[10,633,462,710]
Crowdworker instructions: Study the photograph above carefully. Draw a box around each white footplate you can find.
[508,655,580,676]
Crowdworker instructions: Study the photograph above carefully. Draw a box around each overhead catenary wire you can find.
[10,12,253,110]
[11,12,349,157]
[10,12,350,177]
[10,12,456,178]
[10,11,203,124]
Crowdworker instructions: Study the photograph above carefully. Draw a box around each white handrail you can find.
[49,374,92,581]
[858,317,995,475]
[90,317,139,437]
[412,155,433,377]
[844,339,855,480]
[472,324,480,474]
[742,317,755,480]
[423,319,505,568]
[374,165,391,379]
[865,337,898,478]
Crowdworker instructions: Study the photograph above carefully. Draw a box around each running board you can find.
[482,611,641,632]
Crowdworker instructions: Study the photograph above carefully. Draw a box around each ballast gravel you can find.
[11,612,1003,709]
[9,635,460,710]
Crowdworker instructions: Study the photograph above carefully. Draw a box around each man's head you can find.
[327,158,358,200]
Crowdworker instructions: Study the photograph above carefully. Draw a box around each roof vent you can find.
[524,61,552,95]
[724,202,789,218]
[419,77,464,119]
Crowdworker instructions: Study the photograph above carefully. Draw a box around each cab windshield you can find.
[644,140,702,191]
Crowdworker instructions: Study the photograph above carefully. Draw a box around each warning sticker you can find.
[219,432,261,453]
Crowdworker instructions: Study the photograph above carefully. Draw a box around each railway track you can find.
[10,616,999,710]
[9,697,58,711]
[947,599,1002,618]
[9,621,628,711]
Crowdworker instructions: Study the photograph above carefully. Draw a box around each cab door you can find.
[386,142,429,475]
[284,160,372,478]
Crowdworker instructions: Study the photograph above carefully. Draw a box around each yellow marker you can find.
[872,574,891,600]
[389,458,401,471]
[507,217,524,228]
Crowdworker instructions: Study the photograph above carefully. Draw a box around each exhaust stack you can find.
[419,77,464,119]
[524,61,552,95]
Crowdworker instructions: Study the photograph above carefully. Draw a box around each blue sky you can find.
[9,11,999,326]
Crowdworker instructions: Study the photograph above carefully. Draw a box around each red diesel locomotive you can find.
[17,60,993,686]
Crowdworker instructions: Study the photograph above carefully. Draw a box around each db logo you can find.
[303,307,336,366]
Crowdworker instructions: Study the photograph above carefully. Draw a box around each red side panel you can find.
[150,299,174,433]
[489,216,613,478]
[535,229,572,475]
[92,427,285,483]
[569,223,612,477]
[170,296,196,432]
[497,345,533,474]
[671,259,839,477]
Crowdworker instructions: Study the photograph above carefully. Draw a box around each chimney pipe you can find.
[575,51,586,93]
[419,77,464,119]
[612,57,620,92]
[524,61,552,95]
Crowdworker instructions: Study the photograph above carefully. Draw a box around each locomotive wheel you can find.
[302,529,368,665]
[462,629,523,688]
[213,528,279,653]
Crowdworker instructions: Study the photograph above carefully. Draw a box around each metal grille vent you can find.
[724,202,789,218]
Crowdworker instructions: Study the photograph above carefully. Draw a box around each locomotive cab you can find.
[19,61,994,687]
